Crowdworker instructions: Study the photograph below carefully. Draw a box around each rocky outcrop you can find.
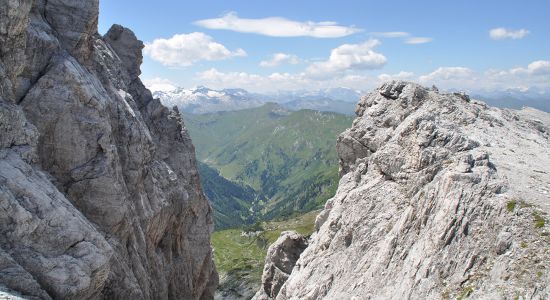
[0,0,217,299]
[267,81,550,299]
[253,231,308,300]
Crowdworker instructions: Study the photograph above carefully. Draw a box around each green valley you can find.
[184,103,353,227]
[212,210,319,299]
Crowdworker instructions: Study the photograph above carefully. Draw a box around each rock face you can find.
[265,81,550,299]
[0,0,217,299]
[253,231,308,300]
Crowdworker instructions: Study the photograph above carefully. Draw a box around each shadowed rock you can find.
[0,0,217,299]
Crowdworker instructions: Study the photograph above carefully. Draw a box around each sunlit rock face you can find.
[259,81,550,299]
[0,0,217,299]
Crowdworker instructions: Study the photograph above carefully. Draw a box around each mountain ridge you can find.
[152,86,362,115]
[255,81,550,299]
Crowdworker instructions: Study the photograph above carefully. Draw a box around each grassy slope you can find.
[198,162,261,230]
[185,103,353,221]
[211,210,319,298]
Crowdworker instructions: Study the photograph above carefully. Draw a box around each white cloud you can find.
[405,37,433,44]
[197,68,307,91]
[194,12,361,38]
[370,31,410,38]
[305,40,387,78]
[416,61,550,92]
[378,71,415,82]
[370,32,433,45]
[419,67,474,82]
[195,68,378,92]
[509,60,550,75]
[260,53,300,67]
[144,32,246,67]
[142,77,177,92]
[192,60,550,95]
[489,27,529,40]
[527,60,550,75]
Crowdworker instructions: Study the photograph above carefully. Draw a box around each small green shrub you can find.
[506,200,516,212]
[533,213,545,228]
[457,286,474,300]
[520,241,528,248]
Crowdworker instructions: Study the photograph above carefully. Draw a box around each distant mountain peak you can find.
[150,86,364,115]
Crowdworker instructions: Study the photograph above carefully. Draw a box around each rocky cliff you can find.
[253,231,307,300]
[0,0,217,299]
[257,81,550,299]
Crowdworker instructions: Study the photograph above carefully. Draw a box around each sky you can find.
[99,1,550,94]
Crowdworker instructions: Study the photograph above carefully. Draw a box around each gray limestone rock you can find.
[0,0,217,299]
[271,81,550,299]
[253,231,308,300]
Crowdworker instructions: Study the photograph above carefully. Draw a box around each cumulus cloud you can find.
[194,12,361,38]
[509,60,550,75]
[419,67,474,82]
[144,32,246,67]
[378,71,415,82]
[195,68,380,92]
[416,61,550,92]
[405,37,433,44]
[196,68,308,91]
[305,40,387,78]
[142,77,177,92]
[489,27,529,40]
[192,60,550,95]
[260,53,300,67]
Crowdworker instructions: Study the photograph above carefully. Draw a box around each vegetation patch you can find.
[506,200,516,212]
[185,105,353,227]
[533,212,545,228]
[212,210,319,296]
[456,286,474,300]
[520,241,528,248]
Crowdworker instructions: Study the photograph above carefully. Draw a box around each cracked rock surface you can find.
[252,231,308,300]
[267,81,550,299]
[0,0,217,299]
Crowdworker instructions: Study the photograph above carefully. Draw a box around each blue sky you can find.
[99,1,550,93]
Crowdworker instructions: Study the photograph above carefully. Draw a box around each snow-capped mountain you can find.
[151,85,549,115]
[270,87,364,103]
[282,98,356,115]
[150,86,365,115]
[152,86,269,114]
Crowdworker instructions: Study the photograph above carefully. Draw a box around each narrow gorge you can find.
[1,1,549,300]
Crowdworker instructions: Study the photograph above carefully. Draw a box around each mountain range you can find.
[473,88,550,112]
[153,85,549,115]
[153,86,269,114]
[153,86,361,115]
